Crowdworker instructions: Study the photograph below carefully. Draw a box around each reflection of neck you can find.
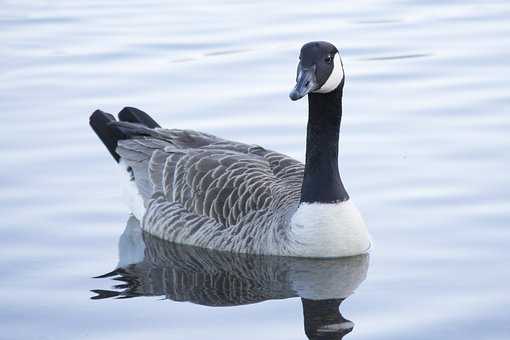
[302,298,353,340]
[301,83,349,203]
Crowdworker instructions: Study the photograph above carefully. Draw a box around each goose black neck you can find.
[301,84,349,203]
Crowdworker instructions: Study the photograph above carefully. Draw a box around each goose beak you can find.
[289,66,318,101]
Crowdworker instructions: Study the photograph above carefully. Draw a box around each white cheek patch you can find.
[314,53,344,93]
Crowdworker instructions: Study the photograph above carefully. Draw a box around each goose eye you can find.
[325,55,333,64]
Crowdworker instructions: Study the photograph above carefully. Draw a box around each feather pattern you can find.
[116,128,305,255]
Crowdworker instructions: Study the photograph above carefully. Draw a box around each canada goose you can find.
[90,41,371,257]
[92,216,369,339]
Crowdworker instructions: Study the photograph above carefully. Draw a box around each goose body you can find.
[90,41,371,257]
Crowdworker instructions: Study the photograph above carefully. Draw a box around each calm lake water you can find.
[1,0,509,339]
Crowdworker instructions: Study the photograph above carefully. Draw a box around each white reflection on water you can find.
[92,216,369,339]
[1,0,509,339]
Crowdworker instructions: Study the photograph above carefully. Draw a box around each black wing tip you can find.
[118,106,161,129]
[89,109,121,162]
[107,120,155,140]
[89,109,114,125]
[89,107,161,163]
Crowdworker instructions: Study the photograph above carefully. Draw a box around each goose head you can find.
[289,41,345,101]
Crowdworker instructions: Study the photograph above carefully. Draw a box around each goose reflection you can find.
[93,216,369,339]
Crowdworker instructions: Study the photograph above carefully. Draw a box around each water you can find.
[1,0,509,339]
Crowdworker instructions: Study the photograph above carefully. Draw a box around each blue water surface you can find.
[1,1,509,339]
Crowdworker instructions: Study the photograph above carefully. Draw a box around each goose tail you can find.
[89,107,161,162]
[118,106,160,129]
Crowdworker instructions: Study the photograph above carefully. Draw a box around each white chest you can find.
[289,200,371,257]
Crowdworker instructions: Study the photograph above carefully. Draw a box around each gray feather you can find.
[116,129,304,255]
